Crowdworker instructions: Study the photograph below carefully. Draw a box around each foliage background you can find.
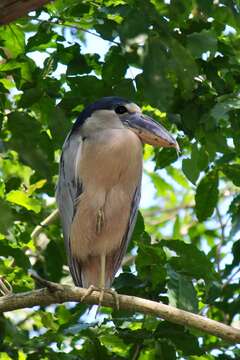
[0,0,240,358]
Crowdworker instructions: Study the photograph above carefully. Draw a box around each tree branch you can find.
[0,0,52,25]
[0,279,239,343]
[216,206,226,273]
[31,209,59,239]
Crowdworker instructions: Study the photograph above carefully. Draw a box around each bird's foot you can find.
[81,285,119,310]
[99,288,119,310]
[81,285,99,302]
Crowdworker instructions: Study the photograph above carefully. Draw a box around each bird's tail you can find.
[69,254,117,289]
[81,255,112,288]
[69,256,83,287]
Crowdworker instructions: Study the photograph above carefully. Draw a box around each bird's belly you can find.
[70,129,142,261]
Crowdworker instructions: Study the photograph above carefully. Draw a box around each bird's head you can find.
[72,96,179,150]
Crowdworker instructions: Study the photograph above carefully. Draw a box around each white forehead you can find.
[125,103,141,113]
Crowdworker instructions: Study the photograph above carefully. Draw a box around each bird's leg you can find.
[81,255,120,311]
[98,254,106,306]
[80,255,106,305]
[98,254,119,310]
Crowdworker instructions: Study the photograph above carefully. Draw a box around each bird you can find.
[56,96,178,306]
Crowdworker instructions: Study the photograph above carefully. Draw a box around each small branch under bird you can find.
[56,97,178,304]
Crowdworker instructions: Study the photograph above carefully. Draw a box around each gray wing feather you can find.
[112,180,141,280]
[56,133,83,286]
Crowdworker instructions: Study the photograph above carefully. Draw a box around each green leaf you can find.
[187,30,217,59]
[100,333,129,357]
[147,171,174,196]
[6,190,41,213]
[28,179,47,196]
[67,54,92,75]
[40,312,59,331]
[155,148,178,169]
[135,37,174,110]
[182,144,209,184]
[0,24,25,58]
[161,240,215,280]
[195,171,219,221]
[132,211,145,242]
[18,87,43,108]
[0,240,30,269]
[0,199,13,234]
[7,112,54,179]
[182,158,199,184]
[228,195,240,237]
[167,166,190,188]
[136,243,167,288]
[222,164,240,187]
[211,95,240,121]
[44,240,65,282]
[156,340,176,360]
[156,322,203,356]
[167,267,198,313]
[26,22,56,51]
[102,46,128,84]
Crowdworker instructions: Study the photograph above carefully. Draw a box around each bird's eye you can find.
[115,105,128,114]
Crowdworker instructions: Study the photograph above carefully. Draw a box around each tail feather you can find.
[69,249,121,289]
[77,253,118,288]
[69,256,82,287]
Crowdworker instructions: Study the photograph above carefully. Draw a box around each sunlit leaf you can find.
[6,190,41,213]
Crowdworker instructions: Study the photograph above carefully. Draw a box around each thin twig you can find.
[29,270,62,292]
[31,209,59,239]
[0,275,240,343]
[35,18,120,46]
[142,204,194,217]
[216,206,226,273]
[222,267,240,289]
[121,254,136,267]
[0,277,12,296]
[132,344,142,360]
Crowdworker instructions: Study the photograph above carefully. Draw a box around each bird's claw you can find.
[81,285,99,302]
[81,285,120,311]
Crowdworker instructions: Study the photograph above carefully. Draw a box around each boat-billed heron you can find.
[56,96,178,304]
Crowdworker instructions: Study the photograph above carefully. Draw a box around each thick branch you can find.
[0,0,52,25]
[0,281,239,343]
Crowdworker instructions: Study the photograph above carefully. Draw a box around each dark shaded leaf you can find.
[161,240,215,280]
[167,267,198,313]
[222,164,240,187]
[156,322,203,356]
[187,30,217,59]
[136,242,167,288]
[195,170,219,221]
[155,148,178,169]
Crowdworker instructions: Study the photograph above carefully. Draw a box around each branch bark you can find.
[0,0,52,25]
[0,280,239,343]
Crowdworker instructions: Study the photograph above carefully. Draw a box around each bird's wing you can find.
[109,180,141,283]
[56,133,83,286]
